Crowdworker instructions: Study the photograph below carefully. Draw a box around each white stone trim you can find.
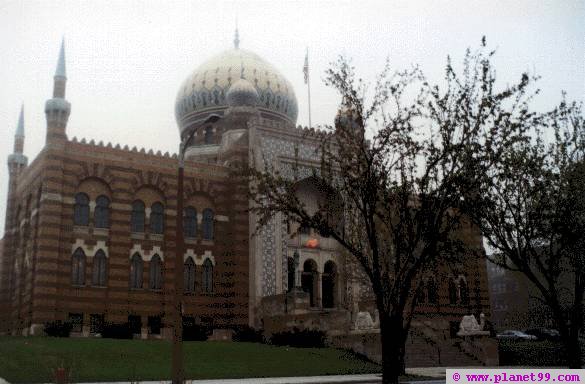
[89,201,96,213]
[216,215,229,222]
[130,244,145,260]
[71,239,109,258]
[63,196,74,204]
[184,248,197,262]
[457,274,468,284]
[43,193,63,202]
[129,243,164,261]
[183,249,215,266]
[145,207,151,218]
[202,250,216,266]
[151,245,164,261]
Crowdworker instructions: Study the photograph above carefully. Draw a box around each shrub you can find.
[183,323,211,341]
[44,320,72,337]
[232,325,264,343]
[101,322,133,339]
[270,327,326,348]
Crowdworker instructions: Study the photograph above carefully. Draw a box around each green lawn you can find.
[0,336,381,383]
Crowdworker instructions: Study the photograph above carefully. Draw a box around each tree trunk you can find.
[380,313,408,384]
[556,311,581,368]
[566,331,582,368]
[567,304,583,368]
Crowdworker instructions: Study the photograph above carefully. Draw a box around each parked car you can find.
[496,330,538,340]
[524,328,561,341]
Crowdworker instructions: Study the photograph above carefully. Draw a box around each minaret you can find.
[234,26,240,49]
[45,38,71,146]
[5,105,28,230]
[8,104,28,172]
[13,105,25,154]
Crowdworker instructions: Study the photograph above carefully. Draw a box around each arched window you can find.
[149,254,163,290]
[94,195,110,228]
[204,126,213,144]
[427,278,438,304]
[92,250,107,286]
[460,278,469,305]
[287,257,295,292]
[131,200,145,233]
[73,193,89,226]
[150,202,164,234]
[71,248,86,285]
[184,257,195,293]
[449,279,458,305]
[202,259,213,293]
[299,224,311,235]
[130,253,143,289]
[184,207,197,238]
[202,208,214,240]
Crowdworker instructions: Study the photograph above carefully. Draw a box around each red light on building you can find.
[306,238,319,248]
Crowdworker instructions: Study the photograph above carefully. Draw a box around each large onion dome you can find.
[175,47,298,136]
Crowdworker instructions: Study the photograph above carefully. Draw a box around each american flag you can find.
[303,49,309,84]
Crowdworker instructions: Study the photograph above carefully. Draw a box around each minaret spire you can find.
[13,104,25,154]
[45,38,71,146]
[15,104,24,139]
[55,37,66,79]
[234,23,240,49]
[52,38,67,99]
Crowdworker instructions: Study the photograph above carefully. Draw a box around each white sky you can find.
[0,0,583,234]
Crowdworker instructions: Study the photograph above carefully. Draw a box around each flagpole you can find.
[305,47,312,128]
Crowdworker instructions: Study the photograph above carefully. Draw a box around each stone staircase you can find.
[405,328,483,367]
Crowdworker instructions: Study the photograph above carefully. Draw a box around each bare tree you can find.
[466,96,585,368]
[244,39,537,384]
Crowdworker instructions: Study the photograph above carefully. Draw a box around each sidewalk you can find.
[56,375,384,384]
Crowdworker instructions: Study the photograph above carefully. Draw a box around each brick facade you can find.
[0,41,495,367]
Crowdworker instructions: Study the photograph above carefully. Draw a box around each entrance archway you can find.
[322,260,337,308]
[301,259,319,307]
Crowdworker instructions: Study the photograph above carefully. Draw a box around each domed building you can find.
[0,34,496,367]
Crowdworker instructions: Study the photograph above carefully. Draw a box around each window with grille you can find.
[73,193,89,226]
[94,195,110,228]
[202,208,214,240]
[150,202,164,234]
[131,200,145,232]
[71,248,86,285]
[92,250,108,286]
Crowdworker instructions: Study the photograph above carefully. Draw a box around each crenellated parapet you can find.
[69,136,178,160]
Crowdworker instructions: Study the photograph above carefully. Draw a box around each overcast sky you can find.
[0,0,583,234]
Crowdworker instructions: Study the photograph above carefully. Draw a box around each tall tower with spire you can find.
[45,38,71,146]
[7,105,28,187]
[3,106,29,311]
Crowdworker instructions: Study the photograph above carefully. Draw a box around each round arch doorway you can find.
[301,259,319,307]
[322,260,337,309]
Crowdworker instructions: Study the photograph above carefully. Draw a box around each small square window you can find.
[148,316,161,335]
[128,315,142,335]
[90,314,104,334]
[69,313,83,333]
